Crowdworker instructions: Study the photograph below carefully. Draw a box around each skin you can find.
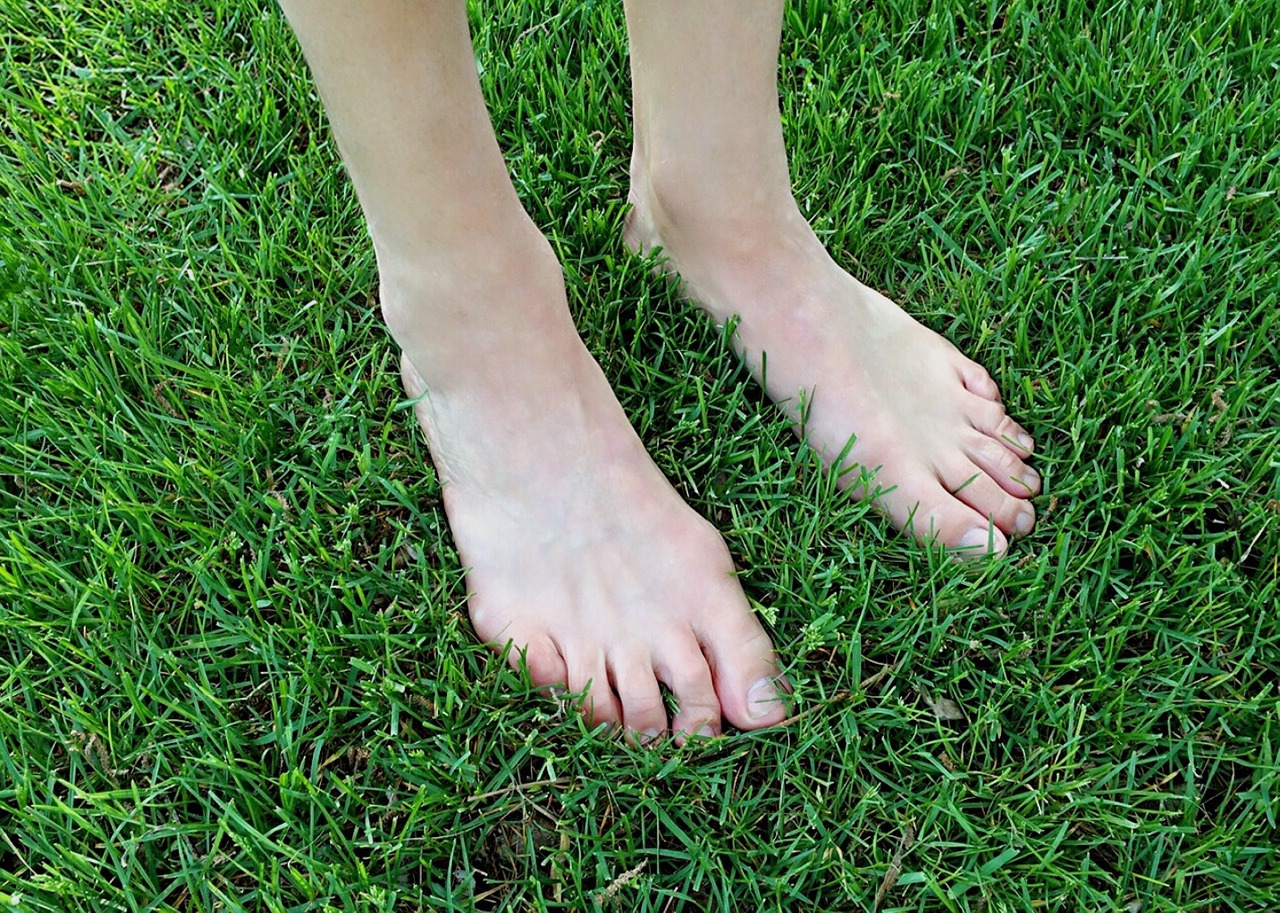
[275,0,1037,741]
[624,0,1040,555]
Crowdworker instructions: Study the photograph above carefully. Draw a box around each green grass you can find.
[2,0,1278,909]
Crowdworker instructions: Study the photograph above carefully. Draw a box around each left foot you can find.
[626,164,1040,556]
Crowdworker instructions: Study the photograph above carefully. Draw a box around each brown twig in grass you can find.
[775,692,851,727]
[873,820,918,912]
[774,664,897,727]
[467,777,570,803]
[858,663,896,692]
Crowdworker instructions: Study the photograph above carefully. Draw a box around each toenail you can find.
[695,724,716,739]
[1016,432,1033,451]
[640,727,662,745]
[1015,510,1034,537]
[957,527,995,553]
[747,678,782,720]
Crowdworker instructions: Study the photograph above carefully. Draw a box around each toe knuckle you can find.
[585,701,620,727]
[677,701,721,727]
[996,414,1020,439]
[975,400,1006,431]
[985,438,1022,473]
[626,693,667,721]
[996,497,1024,525]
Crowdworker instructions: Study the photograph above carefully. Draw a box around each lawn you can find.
[1,0,1277,909]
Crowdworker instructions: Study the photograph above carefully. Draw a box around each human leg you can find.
[623,0,1040,556]
[276,0,788,738]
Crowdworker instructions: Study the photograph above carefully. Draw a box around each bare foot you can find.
[626,171,1040,557]
[383,252,788,740]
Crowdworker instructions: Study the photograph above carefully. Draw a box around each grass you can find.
[1,0,1278,909]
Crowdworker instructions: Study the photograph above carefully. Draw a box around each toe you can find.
[654,631,724,742]
[610,652,668,744]
[940,461,1036,538]
[965,434,1041,499]
[695,597,788,732]
[567,659,621,732]
[992,415,1036,457]
[967,397,1035,457]
[880,470,1010,556]
[1013,500,1036,538]
[960,362,1002,402]
[952,522,1010,558]
[511,633,568,694]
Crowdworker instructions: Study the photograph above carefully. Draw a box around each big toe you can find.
[695,600,789,732]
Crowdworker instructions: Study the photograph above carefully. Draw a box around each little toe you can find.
[965,435,1041,499]
[610,653,668,744]
[960,362,1002,402]
[655,633,723,743]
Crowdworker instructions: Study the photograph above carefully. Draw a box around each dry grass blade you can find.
[873,820,918,912]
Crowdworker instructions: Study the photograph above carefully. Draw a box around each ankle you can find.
[378,230,576,388]
[628,150,815,265]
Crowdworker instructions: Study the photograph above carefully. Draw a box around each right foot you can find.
[383,246,787,741]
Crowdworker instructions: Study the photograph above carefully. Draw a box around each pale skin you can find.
[276,0,1040,742]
